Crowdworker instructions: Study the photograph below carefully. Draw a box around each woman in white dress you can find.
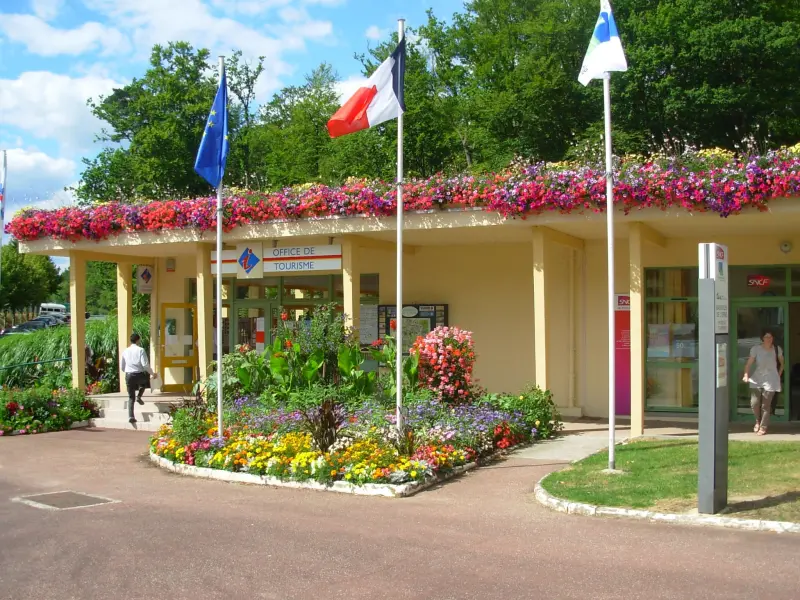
[742,330,784,435]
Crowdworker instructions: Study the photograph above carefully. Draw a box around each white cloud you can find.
[334,74,367,102]
[82,0,337,96]
[0,14,129,56]
[279,6,308,22]
[3,148,77,214]
[365,25,386,41]
[31,0,65,20]
[0,71,125,152]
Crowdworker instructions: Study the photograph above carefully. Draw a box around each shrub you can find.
[482,385,563,439]
[411,326,475,403]
[285,385,349,452]
[171,408,210,446]
[0,387,97,435]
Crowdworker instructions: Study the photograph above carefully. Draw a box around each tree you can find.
[53,263,150,317]
[75,42,219,204]
[226,50,266,189]
[0,242,61,312]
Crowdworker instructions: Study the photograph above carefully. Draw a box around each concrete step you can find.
[99,409,173,423]
[92,397,183,410]
[89,418,165,432]
[96,399,177,412]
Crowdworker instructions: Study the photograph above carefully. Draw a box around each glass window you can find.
[645,268,698,298]
[283,275,329,301]
[333,273,380,302]
[213,281,232,302]
[645,301,699,409]
[729,267,787,298]
[236,278,279,300]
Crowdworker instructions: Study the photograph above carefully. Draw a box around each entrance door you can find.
[160,303,199,393]
[731,303,788,422]
[234,301,280,352]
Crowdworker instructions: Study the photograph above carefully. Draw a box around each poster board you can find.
[359,304,379,345]
[377,304,449,354]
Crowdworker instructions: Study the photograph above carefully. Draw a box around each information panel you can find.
[377,304,449,354]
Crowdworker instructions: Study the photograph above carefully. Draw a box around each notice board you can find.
[378,304,449,354]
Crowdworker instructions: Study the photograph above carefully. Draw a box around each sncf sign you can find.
[747,276,771,287]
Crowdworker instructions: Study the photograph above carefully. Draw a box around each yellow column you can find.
[69,252,87,391]
[196,244,214,380]
[117,262,133,393]
[629,223,646,438]
[532,228,548,389]
[342,237,361,334]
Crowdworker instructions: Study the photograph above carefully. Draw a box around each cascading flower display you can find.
[8,145,800,243]
[411,327,476,403]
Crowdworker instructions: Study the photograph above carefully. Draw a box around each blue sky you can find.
[0,0,465,224]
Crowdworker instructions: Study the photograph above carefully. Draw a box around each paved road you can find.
[1,429,798,600]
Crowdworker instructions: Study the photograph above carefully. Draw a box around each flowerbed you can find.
[9,145,800,242]
[0,387,100,436]
[150,394,554,487]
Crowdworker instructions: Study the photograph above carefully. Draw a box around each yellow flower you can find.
[535,420,540,427]
[345,473,352,480]
[519,395,524,400]
[330,470,337,477]
[410,471,417,478]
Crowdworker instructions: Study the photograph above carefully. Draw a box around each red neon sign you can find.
[747,276,771,287]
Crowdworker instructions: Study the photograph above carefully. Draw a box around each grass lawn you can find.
[541,439,800,523]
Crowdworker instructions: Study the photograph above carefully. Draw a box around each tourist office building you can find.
[18,199,800,435]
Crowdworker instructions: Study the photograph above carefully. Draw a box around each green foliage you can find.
[0,315,150,388]
[0,387,98,435]
[0,241,61,313]
[337,344,376,396]
[482,385,563,439]
[197,348,251,408]
[284,384,350,452]
[171,407,209,446]
[370,335,420,405]
[53,262,151,318]
[74,42,219,204]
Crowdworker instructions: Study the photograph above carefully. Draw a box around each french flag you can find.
[327,39,406,138]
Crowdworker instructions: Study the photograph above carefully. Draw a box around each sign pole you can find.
[603,72,617,470]
[698,243,729,514]
[0,150,6,293]
[395,18,405,437]
[215,56,225,442]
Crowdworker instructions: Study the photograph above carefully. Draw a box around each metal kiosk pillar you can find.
[698,243,729,514]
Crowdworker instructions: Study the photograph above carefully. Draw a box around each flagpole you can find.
[603,72,616,471]
[0,150,6,293]
[215,56,225,442]
[395,18,406,437]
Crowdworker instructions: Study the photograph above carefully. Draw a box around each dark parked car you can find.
[1,321,47,336]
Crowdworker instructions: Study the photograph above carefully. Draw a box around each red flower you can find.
[281,312,288,321]
[5,401,20,416]
[284,339,293,350]
[389,319,396,331]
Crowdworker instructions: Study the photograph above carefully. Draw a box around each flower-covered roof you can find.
[8,145,800,243]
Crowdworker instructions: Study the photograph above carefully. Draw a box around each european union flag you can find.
[194,69,229,189]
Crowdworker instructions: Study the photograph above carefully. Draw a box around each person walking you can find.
[121,333,155,424]
[742,330,784,436]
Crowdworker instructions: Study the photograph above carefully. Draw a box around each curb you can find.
[2,420,90,437]
[533,478,800,534]
[150,451,490,498]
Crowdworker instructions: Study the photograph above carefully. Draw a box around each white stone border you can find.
[150,451,486,498]
[534,477,800,534]
[2,421,90,437]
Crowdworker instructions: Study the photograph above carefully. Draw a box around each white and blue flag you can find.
[578,0,627,86]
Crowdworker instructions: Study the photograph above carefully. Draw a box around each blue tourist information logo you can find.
[238,247,261,274]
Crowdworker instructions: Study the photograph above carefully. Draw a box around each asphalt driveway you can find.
[0,429,797,600]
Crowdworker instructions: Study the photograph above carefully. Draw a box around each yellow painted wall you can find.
[360,243,539,397]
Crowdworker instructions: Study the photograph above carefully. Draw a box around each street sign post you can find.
[698,243,729,514]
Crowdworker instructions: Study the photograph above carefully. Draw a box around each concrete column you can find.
[196,244,214,380]
[532,228,549,389]
[629,225,645,437]
[341,237,361,334]
[117,262,133,393]
[150,258,160,382]
[69,252,87,391]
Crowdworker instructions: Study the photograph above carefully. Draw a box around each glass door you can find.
[160,303,198,393]
[731,303,788,422]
